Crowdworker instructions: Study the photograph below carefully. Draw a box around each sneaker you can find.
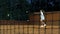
[40,25,44,27]
[40,24,46,27]
[44,24,46,27]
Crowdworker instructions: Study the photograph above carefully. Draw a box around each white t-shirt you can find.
[40,10,45,20]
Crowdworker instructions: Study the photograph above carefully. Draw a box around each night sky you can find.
[0,0,60,20]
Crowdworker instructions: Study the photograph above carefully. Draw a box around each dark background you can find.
[0,0,60,20]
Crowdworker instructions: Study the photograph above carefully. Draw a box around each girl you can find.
[40,10,46,27]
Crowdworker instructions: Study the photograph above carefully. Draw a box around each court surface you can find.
[0,25,59,34]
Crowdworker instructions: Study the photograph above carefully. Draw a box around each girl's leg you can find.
[40,20,46,27]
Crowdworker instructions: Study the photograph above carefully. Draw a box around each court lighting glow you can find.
[7,14,10,17]
[26,11,28,13]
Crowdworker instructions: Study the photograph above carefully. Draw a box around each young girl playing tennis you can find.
[40,10,46,27]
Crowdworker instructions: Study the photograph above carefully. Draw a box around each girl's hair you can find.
[40,9,45,12]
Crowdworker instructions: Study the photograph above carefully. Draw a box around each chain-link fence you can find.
[0,11,60,34]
